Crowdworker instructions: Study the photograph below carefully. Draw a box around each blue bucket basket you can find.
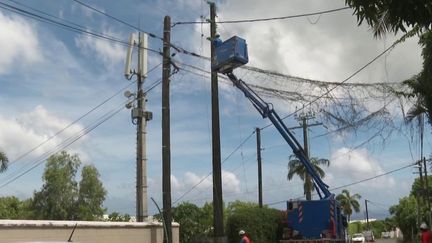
[212,36,248,73]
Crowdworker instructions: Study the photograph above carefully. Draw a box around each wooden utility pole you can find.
[209,2,225,242]
[365,199,370,230]
[420,114,431,222]
[256,127,263,208]
[162,15,172,243]
[295,111,321,200]
[418,160,424,202]
[423,156,432,228]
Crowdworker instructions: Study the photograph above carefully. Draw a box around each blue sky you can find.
[0,0,429,220]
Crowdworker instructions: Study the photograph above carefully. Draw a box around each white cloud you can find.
[328,147,396,189]
[71,2,105,18]
[0,106,86,161]
[222,170,241,193]
[168,170,241,201]
[215,0,421,83]
[171,174,182,191]
[75,29,125,68]
[0,11,41,74]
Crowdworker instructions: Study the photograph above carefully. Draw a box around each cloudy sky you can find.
[0,0,428,220]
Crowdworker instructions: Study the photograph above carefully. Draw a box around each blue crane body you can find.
[212,36,347,241]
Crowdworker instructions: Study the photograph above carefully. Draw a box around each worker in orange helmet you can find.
[239,230,251,243]
[420,222,432,243]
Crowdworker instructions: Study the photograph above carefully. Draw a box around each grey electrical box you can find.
[144,111,153,121]
[131,108,143,119]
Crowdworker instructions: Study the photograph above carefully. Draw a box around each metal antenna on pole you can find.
[124,31,152,222]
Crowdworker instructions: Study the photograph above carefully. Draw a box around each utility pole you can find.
[124,32,151,222]
[365,199,370,230]
[420,114,431,226]
[295,110,322,200]
[256,127,263,208]
[208,2,225,242]
[162,16,172,243]
[136,32,149,222]
[414,160,424,211]
[424,157,432,228]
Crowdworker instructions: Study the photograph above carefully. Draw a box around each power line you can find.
[183,152,258,202]
[172,130,255,205]
[367,200,392,209]
[0,2,161,54]
[0,104,125,189]
[5,63,162,169]
[8,0,87,30]
[172,6,350,26]
[265,161,416,206]
[259,27,417,130]
[69,0,203,59]
[70,0,160,39]
[330,162,415,191]
[0,76,166,189]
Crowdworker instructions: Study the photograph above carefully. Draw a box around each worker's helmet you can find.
[420,222,428,229]
[239,230,246,235]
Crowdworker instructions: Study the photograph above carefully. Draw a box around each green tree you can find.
[402,31,432,126]
[287,155,330,200]
[345,1,432,127]
[389,196,418,241]
[30,151,106,220]
[336,189,361,222]
[0,196,26,219]
[200,202,214,236]
[348,221,364,235]
[370,220,386,239]
[172,202,208,243]
[226,205,281,243]
[345,0,432,37]
[76,165,107,220]
[0,150,8,173]
[107,212,131,222]
[31,151,80,220]
[225,200,259,218]
[410,175,432,198]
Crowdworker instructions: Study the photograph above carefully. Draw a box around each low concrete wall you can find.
[0,220,179,243]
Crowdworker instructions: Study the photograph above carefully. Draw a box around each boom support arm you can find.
[225,72,332,199]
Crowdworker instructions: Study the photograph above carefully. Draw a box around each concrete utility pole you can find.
[162,16,172,243]
[124,32,151,222]
[295,110,322,201]
[136,32,150,222]
[209,2,225,242]
[256,127,263,208]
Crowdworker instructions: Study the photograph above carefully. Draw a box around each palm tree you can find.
[336,189,361,222]
[0,150,8,173]
[287,154,330,200]
[401,31,432,125]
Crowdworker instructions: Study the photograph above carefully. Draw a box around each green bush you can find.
[226,206,282,243]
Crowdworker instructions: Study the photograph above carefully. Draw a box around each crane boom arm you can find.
[225,72,332,199]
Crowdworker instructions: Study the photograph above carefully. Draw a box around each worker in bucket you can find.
[239,230,251,243]
[420,222,431,243]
